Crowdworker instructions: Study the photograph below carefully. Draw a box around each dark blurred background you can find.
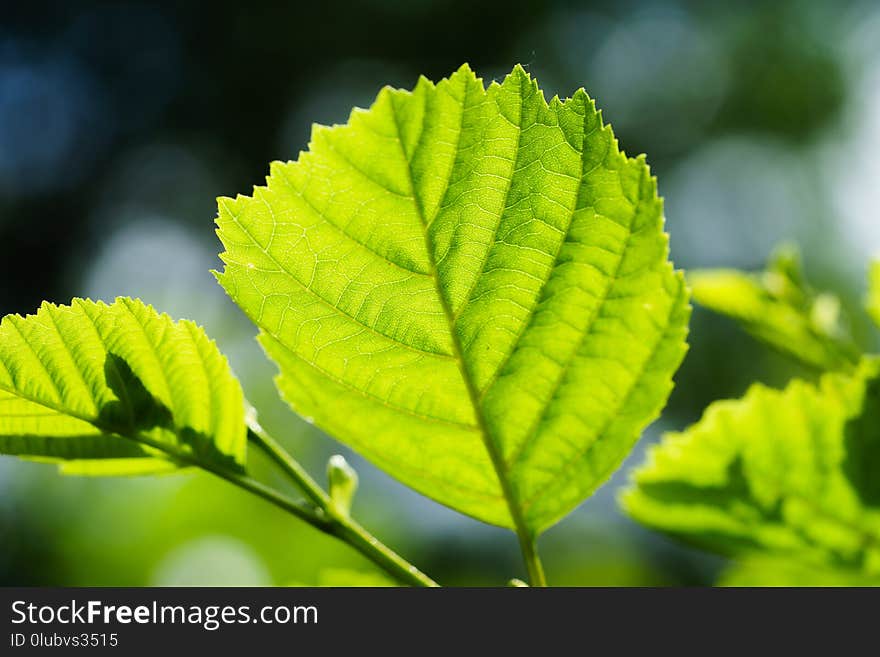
[2,0,879,586]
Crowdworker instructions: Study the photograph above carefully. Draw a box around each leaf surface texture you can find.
[216,65,688,532]
[0,298,246,474]
[623,359,880,578]
[689,246,858,371]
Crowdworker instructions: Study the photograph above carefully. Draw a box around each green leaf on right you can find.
[216,64,690,534]
[868,260,880,328]
[0,297,246,475]
[622,357,880,582]
[689,245,859,371]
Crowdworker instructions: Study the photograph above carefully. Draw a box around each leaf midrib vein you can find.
[388,91,530,533]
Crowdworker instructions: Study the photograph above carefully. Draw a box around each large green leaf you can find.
[689,245,859,371]
[869,260,880,328]
[0,297,246,474]
[216,64,689,533]
[622,358,880,578]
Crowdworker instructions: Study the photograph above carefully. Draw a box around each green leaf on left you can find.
[689,245,859,371]
[0,297,246,474]
[216,64,690,534]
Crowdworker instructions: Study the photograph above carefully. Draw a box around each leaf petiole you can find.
[127,420,437,587]
[246,418,439,587]
[517,534,547,587]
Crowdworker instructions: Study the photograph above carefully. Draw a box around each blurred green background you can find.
[2,0,879,586]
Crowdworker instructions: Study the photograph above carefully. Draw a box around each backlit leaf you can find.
[0,297,246,474]
[689,245,859,371]
[622,358,880,579]
[216,64,689,533]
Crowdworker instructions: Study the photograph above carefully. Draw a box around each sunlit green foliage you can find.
[215,64,689,534]
[3,59,872,588]
[626,254,880,584]
[688,245,859,371]
[624,360,880,578]
[0,298,246,474]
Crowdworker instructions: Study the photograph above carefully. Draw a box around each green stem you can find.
[246,423,331,509]
[517,533,547,587]
[132,425,437,587]
[327,517,436,588]
[246,420,438,588]
[132,432,331,532]
[205,463,331,530]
